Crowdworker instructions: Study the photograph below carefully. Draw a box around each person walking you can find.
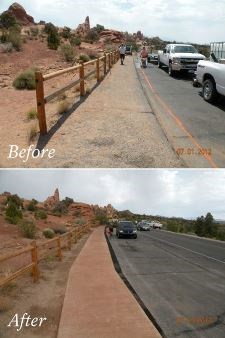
[119,44,126,65]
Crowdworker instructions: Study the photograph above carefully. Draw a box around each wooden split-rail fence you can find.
[0,224,90,287]
[35,50,120,135]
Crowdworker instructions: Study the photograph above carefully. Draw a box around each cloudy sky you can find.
[1,0,225,43]
[0,170,225,219]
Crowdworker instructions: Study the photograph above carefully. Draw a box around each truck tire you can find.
[202,79,218,103]
[168,63,174,77]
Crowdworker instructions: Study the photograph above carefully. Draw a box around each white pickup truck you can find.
[195,60,225,103]
[158,44,205,76]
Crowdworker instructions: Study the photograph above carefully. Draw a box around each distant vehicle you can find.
[137,222,150,231]
[151,222,163,229]
[116,221,137,239]
[148,53,158,63]
[126,45,133,55]
[158,44,205,76]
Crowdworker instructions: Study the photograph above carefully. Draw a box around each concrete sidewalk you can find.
[29,56,182,168]
[57,227,161,338]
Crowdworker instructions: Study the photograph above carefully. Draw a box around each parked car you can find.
[148,53,158,63]
[195,60,225,103]
[137,222,150,231]
[158,44,205,76]
[116,221,137,239]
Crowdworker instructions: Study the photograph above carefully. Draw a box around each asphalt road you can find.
[136,60,225,168]
[109,229,225,338]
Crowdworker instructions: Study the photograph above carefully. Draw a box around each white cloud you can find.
[1,0,225,42]
[0,169,225,219]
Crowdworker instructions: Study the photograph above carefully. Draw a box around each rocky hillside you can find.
[0,189,119,253]
[1,2,35,26]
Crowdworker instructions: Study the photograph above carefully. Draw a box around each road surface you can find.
[136,59,225,168]
[109,229,225,337]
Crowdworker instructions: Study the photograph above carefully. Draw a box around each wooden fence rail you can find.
[35,50,120,135]
[0,224,90,287]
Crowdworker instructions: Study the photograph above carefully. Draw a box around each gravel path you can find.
[8,56,183,168]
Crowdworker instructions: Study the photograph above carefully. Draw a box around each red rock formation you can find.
[99,29,124,44]
[2,3,35,26]
[75,16,90,37]
[44,188,60,209]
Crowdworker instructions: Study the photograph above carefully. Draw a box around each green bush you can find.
[0,12,17,29]
[61,26,71,40]
[27,199,38,211]
[13,68,36,90]
[43,228,55,239]
[35,210,47,220]
[79,54,90,63]
[5,203,23,224]
[44,23,57,35]
[27,108,38,120]
[30,27,39,37]
[70,36,81,47]
[73,218,85,226]
[51,227,66,234]
[61,44,75,62]
[47,30,60,50]
[19,220,36,239]
[8,27,22,51]
[216,231,225,241]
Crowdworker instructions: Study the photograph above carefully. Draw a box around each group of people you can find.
[118,43,148,66]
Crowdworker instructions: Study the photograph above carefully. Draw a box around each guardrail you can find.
[35,50,120,135]
[0,224,90,287]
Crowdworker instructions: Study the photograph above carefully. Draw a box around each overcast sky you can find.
[0,170,225,219]
[1,0,225,43]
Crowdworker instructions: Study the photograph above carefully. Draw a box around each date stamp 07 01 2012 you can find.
[176,148,212,156]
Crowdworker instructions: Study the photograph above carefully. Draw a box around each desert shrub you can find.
[19,220,36,239]
[27,201,37,211]
[43,228,55,239]
[30,27,39,37]
[79,54,90,63]
[5,203,23,224]
[85,28,99,43]
[95,24,105,33]
[52,227,67,234]
[62,197,74,207]
[73,218,85,226]
[61,26,71,39]
[13,68,36,90]
[27,108,38,120]
[44,22,57,35]
[0,12,17,29]
[61,44,75,62]
[35,210,47,219]
[47,30,60,50]
[70,35,81,47]
[7,27,22,51]
[88,52,98,60]
[57,99,71,115]
[6,194,23,208]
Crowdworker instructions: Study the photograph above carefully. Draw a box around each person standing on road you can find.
[119,44,126,65]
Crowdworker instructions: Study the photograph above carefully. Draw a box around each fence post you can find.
[96,58,100,82]
[35,72,47,135]
[79,63,85,96]
[57,236,62,261]
[108,53,111,69]
[104,53,107,75]
[31,241,39,282]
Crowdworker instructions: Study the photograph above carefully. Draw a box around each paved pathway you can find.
[57,227,161,338]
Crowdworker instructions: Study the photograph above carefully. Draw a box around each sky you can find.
[0,169,225,219]
[1,0,225,43]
